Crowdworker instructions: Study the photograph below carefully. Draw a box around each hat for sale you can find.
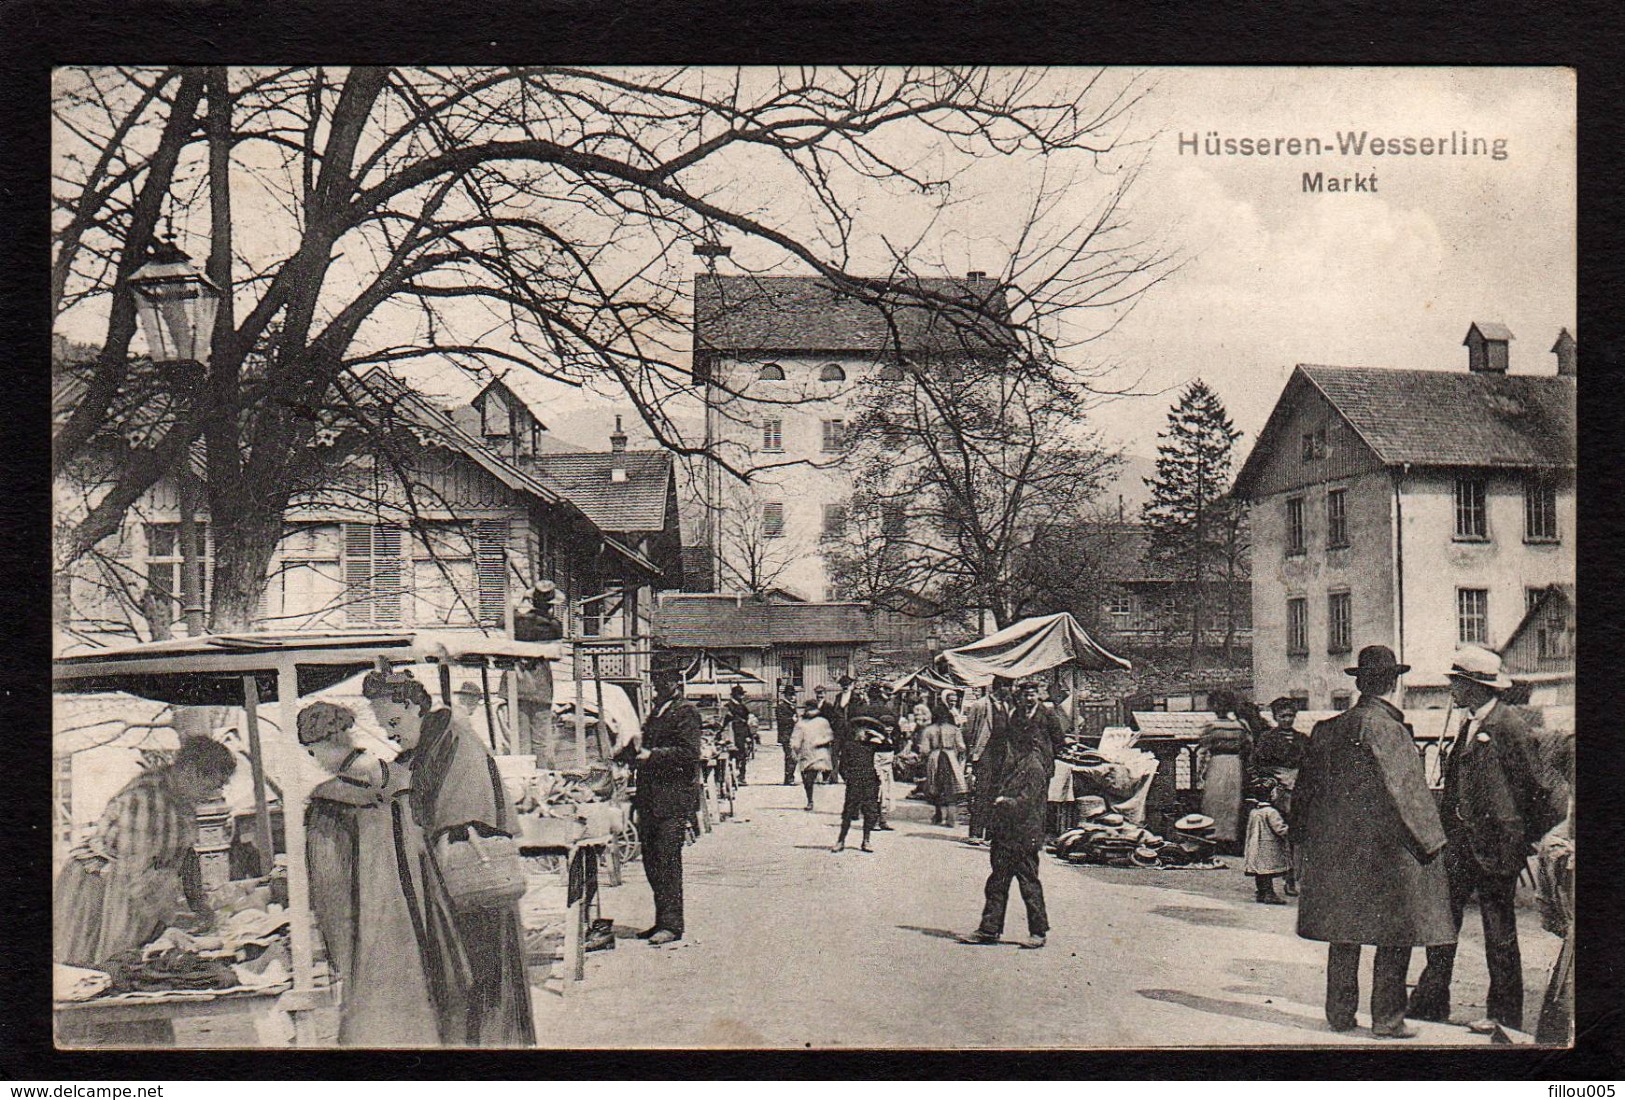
[1076,796,1109,819]
[1174,813,1216,834]
[1131,846,1161,868]
[1447,645,1513,691]
[1098,813,1126,827]
[1344,644,1411,677]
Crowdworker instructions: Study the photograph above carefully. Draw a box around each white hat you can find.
[1448,646,1513,692]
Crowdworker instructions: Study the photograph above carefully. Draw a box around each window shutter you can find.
[476,520,509,626]
[343,523,374,625]
[372,525,404,625]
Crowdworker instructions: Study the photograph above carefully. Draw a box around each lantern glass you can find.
[129,246,222,364]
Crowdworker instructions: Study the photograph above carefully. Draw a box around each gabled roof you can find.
[526,451,675,534]
[1234,364,1575,497]
[1465,321,1514,344]
[693,274,1012,357]
[653,594,878,649]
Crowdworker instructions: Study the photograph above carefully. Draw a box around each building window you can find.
[821,419,847,453]
[145,522,213,618]
[761,418,784,452]
[1285,497,1306,556]
[1537,599,1572,662]
[882,502,908,538]
[1527,586,1546,612]
[1457,588,1490,645]
[1108,593,1133,631]
[1454,477,1488,540]
[1330,691,1352,711]
[822,503,847,538]
[762,502,785,539]
[826,650,851,684]
[1525,476,1559,542]
[343,523,406,626]
[758,362,785,380]
[1286,598,1308,655]
[480,390,510,437]
[819,363,847,382]
[878,362,905,382]
[1326,489,1348,548]
[1301,428,1327,461]
[1327,591,1352,653]
[882,422,907,450]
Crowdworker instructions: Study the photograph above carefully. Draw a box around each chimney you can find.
[610,414,628,453]
[1552,328,1576,377]
[1463,322,1513,374]
[610,414,628,483]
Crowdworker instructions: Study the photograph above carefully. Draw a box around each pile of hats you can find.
[1156,814,1221,867]
[1052,802,1163,868]
[1051,811,1225,870]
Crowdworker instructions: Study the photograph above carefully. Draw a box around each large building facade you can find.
[690,272,1006,602]
[1234,324,1575,711]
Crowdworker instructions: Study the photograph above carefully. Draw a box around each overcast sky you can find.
[527,67,1575,459]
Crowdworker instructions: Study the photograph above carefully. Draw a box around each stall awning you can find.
[938,613,1130,687]
[889,665,965,694]
[52,630,564,706]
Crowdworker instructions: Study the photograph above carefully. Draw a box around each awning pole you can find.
[575,647,587,770]
[240,675,276,884]
[591,651,608,761]
[275,657,317,1045]
[1068,665,1079,736]
[479,660,499,753]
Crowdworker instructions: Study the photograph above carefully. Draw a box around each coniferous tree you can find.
[1141,380,1244,663]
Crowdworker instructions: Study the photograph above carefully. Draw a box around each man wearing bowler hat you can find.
[1408,646,1563,1033]
[1294,645,1454,1038]
[824,673,859,783]
[630,652,704,945]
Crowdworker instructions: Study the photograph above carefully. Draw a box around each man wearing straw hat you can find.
[1407,645,1563,1034]
[1293,645,1453,1038]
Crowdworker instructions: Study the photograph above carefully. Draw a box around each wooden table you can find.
[54,984,340,1048]
[520,836,610,997]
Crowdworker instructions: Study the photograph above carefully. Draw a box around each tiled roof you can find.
[526,451,673,533]
[654,594,879,648]
[693,274,1012,356]
[1300,365,1574,469]
[1236,364,1575,496]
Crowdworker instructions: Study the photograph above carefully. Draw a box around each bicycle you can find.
[714,740,739,821]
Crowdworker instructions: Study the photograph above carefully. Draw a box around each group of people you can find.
[1280,644,1567,1039]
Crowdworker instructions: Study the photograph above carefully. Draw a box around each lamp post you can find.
[129,237,221,638]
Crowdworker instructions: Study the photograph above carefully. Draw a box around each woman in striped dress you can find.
[54,737,238,967]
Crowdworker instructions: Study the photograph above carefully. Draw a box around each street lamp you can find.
[129,237,221,364]
[130,237,220,638]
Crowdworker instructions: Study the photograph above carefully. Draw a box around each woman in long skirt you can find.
[915,701,967,826]
[299,701,470,1047]
[1198,690,1252,850]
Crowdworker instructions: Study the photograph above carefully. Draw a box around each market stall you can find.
[51,629,566,1046]
[937,613,1133,837]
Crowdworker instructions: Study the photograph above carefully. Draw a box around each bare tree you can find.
[826,356,1119,628]
[53,66,1169,629]
[715,486,809,597]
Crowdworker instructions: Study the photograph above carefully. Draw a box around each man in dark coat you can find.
[1408,646,1564,1032]
[630,653,704,945]
[824,673,858,782]
[775,682,800,786]
[1294,646,1454,1039]
[960,679,1064,949]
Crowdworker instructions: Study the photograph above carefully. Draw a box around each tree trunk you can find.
[207,505,284,632]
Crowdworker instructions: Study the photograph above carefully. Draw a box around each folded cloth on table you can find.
[54,963,111,1002]
[220,906,290,951]
[101,949,239,994]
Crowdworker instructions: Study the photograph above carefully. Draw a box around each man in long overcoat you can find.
[960,679,1065,949]
[1294,646,1454,1038]
[631,653,704,945]
[776,682,800,786]
[1408,646,1564,1032]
